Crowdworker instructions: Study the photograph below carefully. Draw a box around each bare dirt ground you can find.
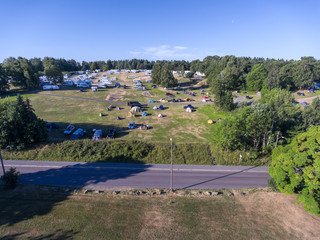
[105,90,127,101]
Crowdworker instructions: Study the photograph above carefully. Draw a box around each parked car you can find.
[127,101,141,107]
[297,92,305,96]
[128,121,136,129]
[64,124,75,135]
[107,128,116,138]
[70,128,85,140]
[92,129,103,141]
[46,122,60,129]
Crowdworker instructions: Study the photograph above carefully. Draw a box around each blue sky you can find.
[0,0,319,62]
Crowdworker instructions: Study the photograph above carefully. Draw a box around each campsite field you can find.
[28,94,229,143]
[2,72,231,144]
[1,185,320,240]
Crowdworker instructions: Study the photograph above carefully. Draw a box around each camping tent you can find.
[186,107,192,113]
[115,83,121,87]
[149,99,154,103]
[300,102,309,105]
[159,105,164,110]
[130,106,141,113]
[202,96,208,99]
[208,120,214,124]
[153,106,157,110]
[158,114,163,118]
[142,111,147,116]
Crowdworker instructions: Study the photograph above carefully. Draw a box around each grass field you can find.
[19,93,229,144]
[1,185,319,240]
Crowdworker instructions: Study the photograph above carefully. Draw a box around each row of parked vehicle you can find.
[63,124,116,140]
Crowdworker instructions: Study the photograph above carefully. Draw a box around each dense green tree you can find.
[44,64,63,84]
[29,58,44,72]
[160,63,177,88]
[214,88,298,152]
[81,61,90,71]
[301,97,320,130]
[151,63,162,85]
[209,69,234,111]
[246,63,268,91]
[105,60,113,70]
[90,62,99,71]
[0,65,9,92]
[269,126,320,215]
[0,95,47,149]
[292,57,317,89]
[2,57,39,89]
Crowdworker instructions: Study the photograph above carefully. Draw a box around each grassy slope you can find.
[1,186,319,240]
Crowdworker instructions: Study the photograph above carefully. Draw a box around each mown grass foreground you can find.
[1,186,320,240]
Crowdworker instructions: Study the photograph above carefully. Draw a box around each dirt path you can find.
[31,93,216,106]
[296,95,320,104]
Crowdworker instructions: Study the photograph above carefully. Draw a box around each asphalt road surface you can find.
[3,160,270,190]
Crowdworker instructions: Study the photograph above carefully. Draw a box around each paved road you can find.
[3,160,270,190]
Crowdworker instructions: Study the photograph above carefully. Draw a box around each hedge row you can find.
[3,140,270,166]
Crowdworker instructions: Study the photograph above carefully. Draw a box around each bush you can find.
[267,178,278,191]
[1,167,20,189]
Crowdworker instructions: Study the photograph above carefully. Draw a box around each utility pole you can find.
[170,138,173,193]
[0,146,10,175]
[0,150,5,175]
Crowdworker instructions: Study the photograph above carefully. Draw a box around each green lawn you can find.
[1,186,319,240]
[18,93,226,144]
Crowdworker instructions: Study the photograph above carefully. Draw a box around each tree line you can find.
[1,55,320,92]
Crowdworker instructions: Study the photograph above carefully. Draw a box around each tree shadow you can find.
[182,166,258,189]
[46,122,130,142]
[0,160,150,229]
[2,229,78,240]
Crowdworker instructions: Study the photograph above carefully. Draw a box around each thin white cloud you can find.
[130,45,196,60]
[174,46,188,50]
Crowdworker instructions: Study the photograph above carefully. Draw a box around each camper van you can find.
[77,83,90,88]
[92,129,103,141]
[62,80,74,86]
[98,83,108,88]
[43,85,59,90]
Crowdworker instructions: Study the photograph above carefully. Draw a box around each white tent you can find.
[186,107,192,113]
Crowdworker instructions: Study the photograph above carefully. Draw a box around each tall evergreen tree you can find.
[160,63,177,88]
[151,63,162,85]
[209,70,234,111]
[0,65,9,92]
[0,95,47,149]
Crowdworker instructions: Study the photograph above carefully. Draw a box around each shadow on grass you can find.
[2,229,78,240]
[182,166,258,189]
[46,122,130,142]
[0,159,150,233]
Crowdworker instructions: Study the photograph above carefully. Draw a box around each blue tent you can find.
[142,111,147,116]
[159,105,164,110]
[300,102,309,105]
[149,99,154,103]
[115,83,120,87]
